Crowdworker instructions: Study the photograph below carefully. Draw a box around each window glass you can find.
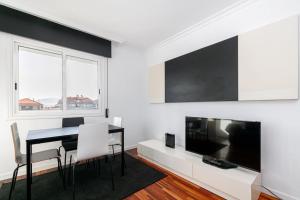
[18,47,63,111]
[65,56,99,110]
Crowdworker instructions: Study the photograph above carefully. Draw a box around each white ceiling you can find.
[0,0,243,48]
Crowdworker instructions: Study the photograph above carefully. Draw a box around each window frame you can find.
[11,37,107,119]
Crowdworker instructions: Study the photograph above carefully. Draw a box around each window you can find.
[18,47,63,111]
[66,56,99,110]
[13,40,107,117]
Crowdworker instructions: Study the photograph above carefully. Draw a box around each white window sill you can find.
[7,111,105,121]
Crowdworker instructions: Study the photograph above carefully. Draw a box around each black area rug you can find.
[0,154,166,200]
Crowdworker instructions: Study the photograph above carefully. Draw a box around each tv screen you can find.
[186,117,261,172]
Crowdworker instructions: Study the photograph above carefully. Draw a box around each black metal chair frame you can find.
[109,143,121,159]
[59,117,84,182]
[71,155,115,200]
[9,156,64,200]
[9,122,65,200]
[109,144,126,168]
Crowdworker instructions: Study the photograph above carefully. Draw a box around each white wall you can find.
[145,0,300,199]
[108,43,148,149]
[0,33,147,181]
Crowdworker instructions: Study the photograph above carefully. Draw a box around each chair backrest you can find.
[11,123,22,164]
[77,123,109,161]
[113,117,122,127]
[62,117,84,128]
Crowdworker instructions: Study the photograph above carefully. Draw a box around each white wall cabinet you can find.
[148,16,299,102]
[239,16,299,100]
[148,63,165,103]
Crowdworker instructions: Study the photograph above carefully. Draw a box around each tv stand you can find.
[202,156,238,169]
[138,140,261,200]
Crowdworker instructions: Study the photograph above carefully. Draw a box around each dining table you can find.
[26,124,125,200]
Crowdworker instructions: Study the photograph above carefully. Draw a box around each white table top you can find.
[27,127,79,141]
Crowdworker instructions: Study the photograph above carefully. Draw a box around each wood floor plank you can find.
[158,177,196,200]
[134,189,155,200]
[171,178,222,200]
[125,194,140,200]
[145,180,177,200]
[157,178,193,199]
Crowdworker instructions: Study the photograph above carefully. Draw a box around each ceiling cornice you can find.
[152,0,260,49]
[0,0,125,44]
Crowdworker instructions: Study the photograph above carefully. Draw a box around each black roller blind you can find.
[0,4,111,57]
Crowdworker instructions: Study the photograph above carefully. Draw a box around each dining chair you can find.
[71,123,114,200]
[9,123,64,200]
[109,117,122,159]
[59,117,84,169]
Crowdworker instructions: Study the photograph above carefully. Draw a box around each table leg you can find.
[26,141,32,200]
[121,130,125,176]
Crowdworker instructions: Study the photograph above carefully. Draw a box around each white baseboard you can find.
[263,186,299,200]
[0,162,58,182]
[0,144,137,182]
[125,144,137,150]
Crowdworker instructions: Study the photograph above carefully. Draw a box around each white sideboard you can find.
[137,140,261,200]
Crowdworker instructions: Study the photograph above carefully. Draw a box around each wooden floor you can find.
[126,148,277,200]
[0,148,278,200]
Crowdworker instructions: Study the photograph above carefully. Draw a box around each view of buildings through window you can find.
[18,46,99,111]
[65,56,99,110]
[18,96,98,111]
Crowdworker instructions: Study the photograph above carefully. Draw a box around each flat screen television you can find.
[186,116,261,172]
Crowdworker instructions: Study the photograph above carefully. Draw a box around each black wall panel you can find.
[0,5,111,57]
[165,36,238,102]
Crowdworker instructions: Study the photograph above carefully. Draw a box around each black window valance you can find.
[0,4,111,57]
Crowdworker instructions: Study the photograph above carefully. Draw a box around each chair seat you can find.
[71,152,113,163]
[109,143,121,146]
[62,140,77,151]
[17,149,60,165]
[71,154,78,163]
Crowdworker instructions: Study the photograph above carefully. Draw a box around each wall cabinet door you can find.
[238,16,299,100]
[148,63,165,103]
